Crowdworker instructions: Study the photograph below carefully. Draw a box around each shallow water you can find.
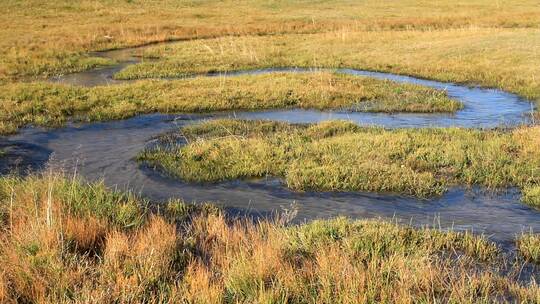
[2,114,540,247]
[2,43,538,247]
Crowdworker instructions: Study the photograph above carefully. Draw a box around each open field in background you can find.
[0,173,539,303]
[139,120,540,204]
[1,0,540,82]
[118,28,540,107]
[0,72,459,135]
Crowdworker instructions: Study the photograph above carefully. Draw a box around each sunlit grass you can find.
[0,72,460,134]
[1,0,539,82]
[517,232,540,264]
[139,120,540,200]
[523,186,540,207]
[0,173,538,303]
[1,2,539,302]
[115,28,540,107]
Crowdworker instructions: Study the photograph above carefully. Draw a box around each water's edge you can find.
[48,43,535,129]
[2,114,539,248]
[1,42,538,248]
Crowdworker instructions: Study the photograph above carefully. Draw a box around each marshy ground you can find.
[1,0,540,302]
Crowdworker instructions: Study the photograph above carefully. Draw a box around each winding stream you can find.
[2,43,539,247]
[50,46,534,128]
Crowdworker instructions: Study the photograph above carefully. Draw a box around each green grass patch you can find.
[285,217,499,262]
[0,174,146,228]
[139,120,540,199]
[3,53,115,81]
[0,72,460,134]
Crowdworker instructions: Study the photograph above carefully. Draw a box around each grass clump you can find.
[139,120,540,199]
[0,173,538,303]
[0,72,459,134]
[523,186,540,207]
[0,174,146,230]
[517,232,540,264]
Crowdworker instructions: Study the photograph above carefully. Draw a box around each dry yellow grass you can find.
[0,270,7,303]
[1,0,540,82]
[0,174,538,303]
[64,216,107,254]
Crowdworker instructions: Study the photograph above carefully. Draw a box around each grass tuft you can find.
[523,186,540,208]
[517,232,540,264]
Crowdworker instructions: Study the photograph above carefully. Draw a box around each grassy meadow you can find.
[139,120,540,203]
[0,0,538,133]
[0,72,459,135]
[0,173,539,303]
[1,0,539,82]
[1,1,540,302]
